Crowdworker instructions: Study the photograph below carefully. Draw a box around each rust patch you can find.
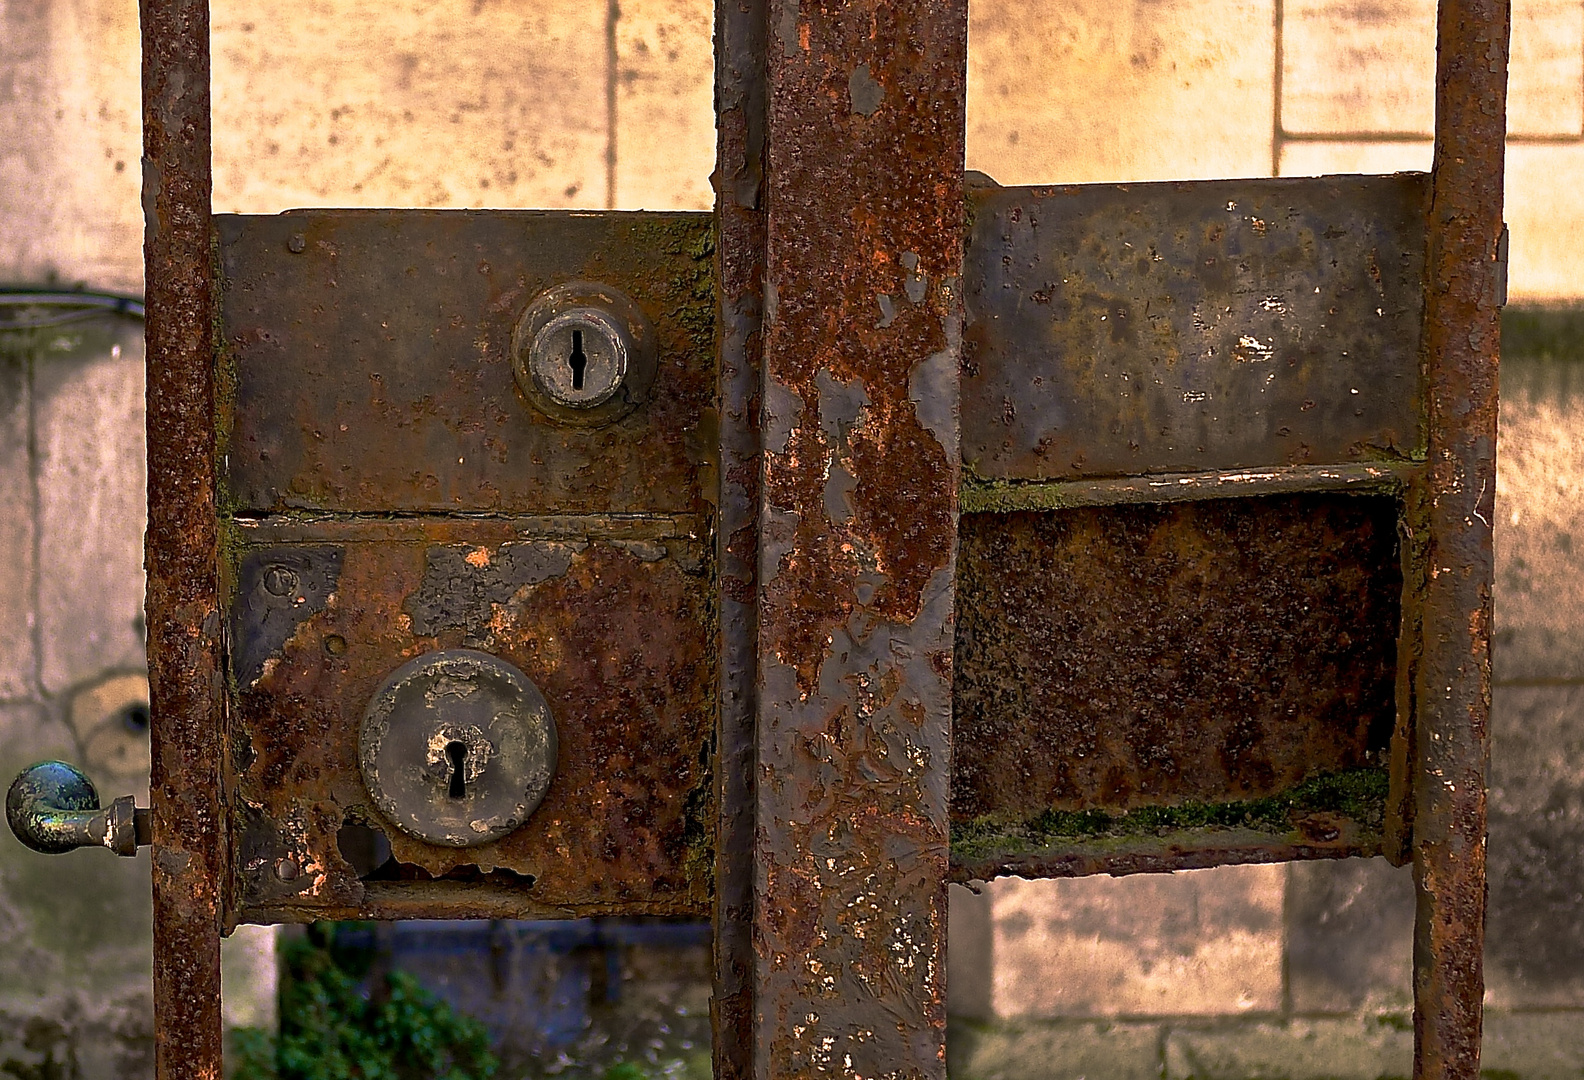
[954,494,1402,822]
[754,1,965,1077]
[1411,2,1509,1077]
[226,524,714,921]
[143,0,225,1076]
[403,541,581,640]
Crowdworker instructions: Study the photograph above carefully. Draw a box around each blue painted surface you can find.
[331,920,713,1067]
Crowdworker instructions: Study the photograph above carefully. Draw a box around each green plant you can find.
[229,924,497,1080]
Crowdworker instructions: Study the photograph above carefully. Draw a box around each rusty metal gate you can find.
[3,0,1508,1077]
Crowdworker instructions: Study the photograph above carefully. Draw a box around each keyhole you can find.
[445,741,468,799]
[568,329,587,391]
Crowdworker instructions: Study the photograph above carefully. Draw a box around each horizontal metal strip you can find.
[245,883,707,925]
[962,461,1415,512]
[964,173,1429,482]
[229,512,706,545]
[950,830,1380,883]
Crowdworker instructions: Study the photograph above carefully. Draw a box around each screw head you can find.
[528,308,631,409]
[262,565,299,597]
[511,282,656,426]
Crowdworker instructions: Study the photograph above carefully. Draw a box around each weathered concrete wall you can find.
[0,321,155,1079]
[0,316,276,1076]
[1,0,1582,1076]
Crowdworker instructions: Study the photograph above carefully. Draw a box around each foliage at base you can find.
[229,924,496,1080]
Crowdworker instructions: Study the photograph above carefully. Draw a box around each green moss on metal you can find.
[960,476,1076,514]
[212,226,243,522]
[951,766,1389,862]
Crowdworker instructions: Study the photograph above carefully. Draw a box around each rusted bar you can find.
[1413,1,1509,1078]
[141,0,225,1076]
[753,2,965,1076]
[713,1,767,1077]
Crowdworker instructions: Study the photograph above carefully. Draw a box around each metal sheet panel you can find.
[963,174,1429,481]
[217,210,714,515]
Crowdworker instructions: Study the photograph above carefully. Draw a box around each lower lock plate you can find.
[359,649,558,847]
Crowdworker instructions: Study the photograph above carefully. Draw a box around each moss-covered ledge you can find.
[950,768,1390,882]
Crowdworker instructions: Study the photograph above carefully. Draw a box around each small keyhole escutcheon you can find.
[445,741,468,799]
[514,282,656,424]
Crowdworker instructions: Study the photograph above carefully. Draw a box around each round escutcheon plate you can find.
[359,649,557,847]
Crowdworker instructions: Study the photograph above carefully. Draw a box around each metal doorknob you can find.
[6,761,150,856]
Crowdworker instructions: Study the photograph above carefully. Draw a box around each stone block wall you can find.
[1,0,1582,1076]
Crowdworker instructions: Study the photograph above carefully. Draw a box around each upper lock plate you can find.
[359,649,558,847]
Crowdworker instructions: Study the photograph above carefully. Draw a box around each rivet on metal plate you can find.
[359,649,558,847]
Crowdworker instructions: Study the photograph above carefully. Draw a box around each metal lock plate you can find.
[359,649,557,847]
[217,210,716,922]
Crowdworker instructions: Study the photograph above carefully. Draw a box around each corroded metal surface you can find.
[754,1,964,1076]
[142,0,226,1076]
[215,206,720,924]
[963,461,1410,512]
[712,0,766,1075]
[226,519,713,922]
[963,174,1428,482]
[954,494,1401,822]
[952,829,1380,884]
[230,545,343,686]
[216,211,712,515]
[358,649,557,848]
[1412,2,1508,1077]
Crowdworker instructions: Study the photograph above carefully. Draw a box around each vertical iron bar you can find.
[141,0,225,1077]
[1414,1,1509,1078]
[753,2,966,1076]
[714,1,767,1077]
